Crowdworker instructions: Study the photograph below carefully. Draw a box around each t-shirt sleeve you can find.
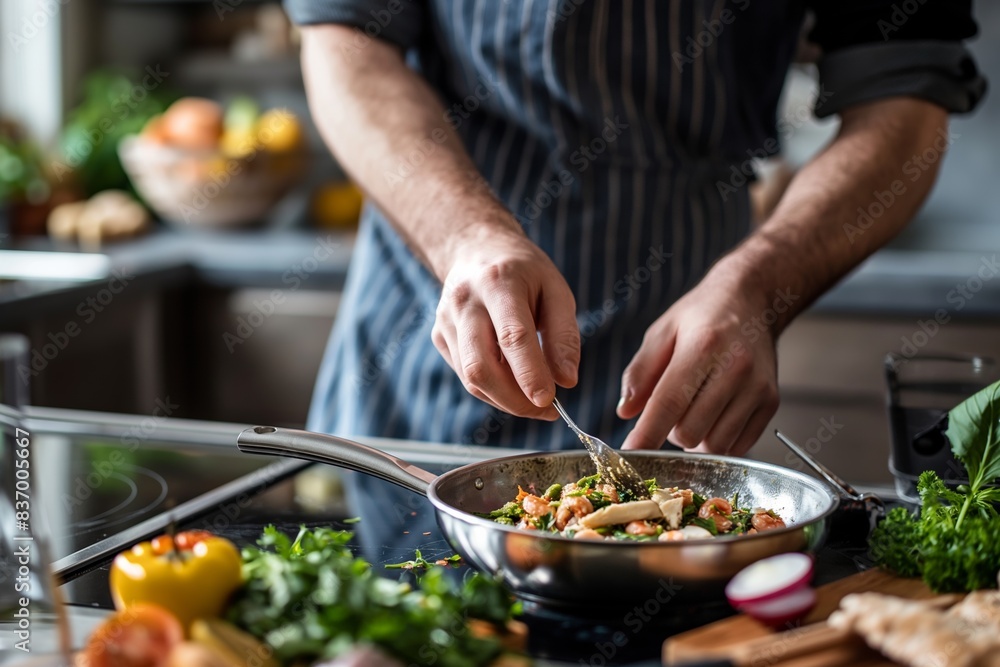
[806,0,987,117]
[283,0,425,50]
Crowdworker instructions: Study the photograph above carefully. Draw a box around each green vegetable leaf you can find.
[691,517,719,536]
[228,526,517,666]
[870,506,924,579]
[680,502,702,528]
[483,501,524,522]
[384,551,462,570]
[945,379,1000,528]
[586,490,613,510]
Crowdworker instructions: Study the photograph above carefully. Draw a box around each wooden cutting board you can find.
[663,568,941,666]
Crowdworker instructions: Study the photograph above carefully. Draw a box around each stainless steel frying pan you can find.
[237,426,840,606]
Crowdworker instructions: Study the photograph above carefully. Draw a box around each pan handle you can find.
[773,430,883,508]
[237,426,437,496]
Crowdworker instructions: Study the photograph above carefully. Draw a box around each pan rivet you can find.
[474,477,484,490]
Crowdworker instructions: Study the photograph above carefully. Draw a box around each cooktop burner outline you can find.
[71,465,169,531]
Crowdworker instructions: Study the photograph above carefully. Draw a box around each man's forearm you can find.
[300,25,522,280]
[717,97,950,329]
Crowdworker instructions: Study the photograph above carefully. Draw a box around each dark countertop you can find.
[813,248,1000,318]
[2,227,1000,327]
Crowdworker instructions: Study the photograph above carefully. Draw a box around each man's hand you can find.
[618,265,779,455]
[432,226,580,420]
[616,97,949,456]
[300,25,580,415]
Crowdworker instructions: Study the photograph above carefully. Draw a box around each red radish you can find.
[725,552,814,607]
[739,586,817,627]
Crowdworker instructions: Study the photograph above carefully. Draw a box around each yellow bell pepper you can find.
[110,530,243,632]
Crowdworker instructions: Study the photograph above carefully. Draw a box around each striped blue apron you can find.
[308,0,803,451]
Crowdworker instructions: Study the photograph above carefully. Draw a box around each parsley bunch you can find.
[227,526,518,666]
[871,380,1000,592]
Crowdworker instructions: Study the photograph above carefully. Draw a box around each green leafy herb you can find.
[618,487,640,503]
[228,526,519,666]
[536,512,555,531]
[945,380,1000,529]
[59,70,173,196]
[729,509,753,535]
[869,506,923,578]
[385,550,463,570]
[609,530,657,541]
[484,501,524,523]
[586,490,613,510]
[691,517,719,536]
[872,379,1000,592]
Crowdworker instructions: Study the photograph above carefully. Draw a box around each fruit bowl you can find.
[119,136,307,229]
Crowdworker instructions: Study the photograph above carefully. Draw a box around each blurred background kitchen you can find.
[2,0,1000,491]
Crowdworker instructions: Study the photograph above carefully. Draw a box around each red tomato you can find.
[79,604,183,667]
[150,530,215,555]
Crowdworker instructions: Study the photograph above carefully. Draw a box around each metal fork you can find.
[552,398,650,500]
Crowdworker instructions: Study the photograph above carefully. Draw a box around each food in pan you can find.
[485,473,786,541]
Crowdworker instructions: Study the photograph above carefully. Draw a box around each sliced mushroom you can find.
[651,490,684,530]
[577,500,661,529]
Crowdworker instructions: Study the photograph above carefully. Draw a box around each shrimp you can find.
[625,520,658,537]
[597,484,620,503]
[659,530,685,542]
[556,495,594,530]
[521,494,552,518]
[698,497,734,533]
[671,488,694,507]
[573,528,604,540]
[751,510,786,532]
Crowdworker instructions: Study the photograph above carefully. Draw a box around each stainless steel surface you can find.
[773,430,859,499]
[238,425,436,495]
[238,426,839,605]
[773,430,884,530]
[552,397,649,500]
[773,430,880,504]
